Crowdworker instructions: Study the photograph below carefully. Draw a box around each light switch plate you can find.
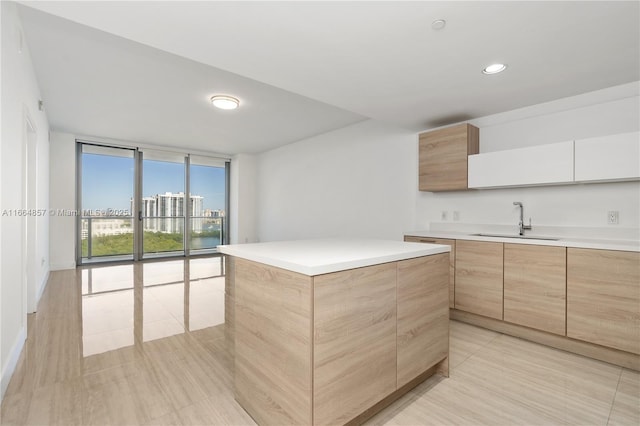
[608,211,619,225]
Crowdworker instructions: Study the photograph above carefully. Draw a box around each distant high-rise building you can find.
[129,192,205,233]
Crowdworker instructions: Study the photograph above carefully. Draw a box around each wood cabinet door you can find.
[313,263,397,426]
[418,123,479,192]
[454,240,504,319]
[404,236,456,308]
[567,248,640,354]
[397,254,449,388]
[504,244,567,335]
[234,259,313,426]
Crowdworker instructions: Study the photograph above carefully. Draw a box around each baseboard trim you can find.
[1,327,26,401]
[36,269,50,306]
[451,309,639,371]
[50,262,76,271]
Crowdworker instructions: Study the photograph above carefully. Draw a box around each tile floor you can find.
[0,259,638,425]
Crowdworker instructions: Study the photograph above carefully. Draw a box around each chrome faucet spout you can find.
[513,201,532,236]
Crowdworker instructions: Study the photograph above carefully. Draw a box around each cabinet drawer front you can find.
[567,248,640,354]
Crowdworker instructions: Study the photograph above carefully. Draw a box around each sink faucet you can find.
[513,202,532,236]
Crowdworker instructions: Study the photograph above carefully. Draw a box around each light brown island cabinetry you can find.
[396,254,449,388]
[567,248,640,355]
[503,244,567,335]
[230,253,450,426]
[404,236,456,308]
[454,240,504,320]
[419,123,479,192]
[313,263,398,426]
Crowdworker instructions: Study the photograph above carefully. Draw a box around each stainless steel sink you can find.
[471,233,559,241]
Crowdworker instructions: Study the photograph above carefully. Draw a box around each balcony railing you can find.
[81,216,224,259]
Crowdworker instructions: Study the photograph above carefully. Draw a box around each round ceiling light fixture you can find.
[210,95,240,110]
[431,19,446,30]
[482,63,507,75]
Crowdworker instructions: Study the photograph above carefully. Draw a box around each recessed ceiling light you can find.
[431,19,446,30]
[482,63,507,75]
[210,95,240,110]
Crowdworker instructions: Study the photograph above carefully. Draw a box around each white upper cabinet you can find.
[468,141,574,189]
[574,132,640,182]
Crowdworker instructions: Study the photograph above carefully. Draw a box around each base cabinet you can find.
[404,236,456,308]
[503,244,566,335]
[314,263,398,426]
[396,254,449,388]
[454,240,504,320]
[567,248,640,355]
[232,254,450,426]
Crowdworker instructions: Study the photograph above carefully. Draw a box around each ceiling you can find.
[16,1,640,155]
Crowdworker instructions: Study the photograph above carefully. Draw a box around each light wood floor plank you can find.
[1,263,637,426]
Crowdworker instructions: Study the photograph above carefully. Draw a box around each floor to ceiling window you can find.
[189,156,228,253]
[77,142,229,264]
[140,150,186,258]
[79,144,136,262]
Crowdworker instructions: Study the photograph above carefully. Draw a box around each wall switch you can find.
[607,211,619,225]
[441,211,448,221]
[453,211,460,221]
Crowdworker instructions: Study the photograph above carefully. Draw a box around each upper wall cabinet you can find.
[419,124,479,192]
[467,141,575,189]
[574,131,640,183]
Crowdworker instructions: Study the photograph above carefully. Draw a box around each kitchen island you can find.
[219,238,450,426]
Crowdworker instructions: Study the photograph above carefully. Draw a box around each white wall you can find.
[256,83,639,244]
[416,83,640,235]
[49,132,76,270]
[230,153,258,244]
[1,1,50,399]
[258,120,417,242]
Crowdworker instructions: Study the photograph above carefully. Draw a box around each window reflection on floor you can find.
[81,256,225,357]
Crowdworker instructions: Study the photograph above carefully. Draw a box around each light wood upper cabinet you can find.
[396,254,449,388]
[567,248,640,355]
[503,244,567,335]
[454,240,504,320]
[404,236,456,308]
[419,123,479,192]
[574,131,640,182]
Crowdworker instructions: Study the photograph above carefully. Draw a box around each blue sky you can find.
[82,154,225,212]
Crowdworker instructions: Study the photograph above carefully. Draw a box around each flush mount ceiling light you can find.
[482,63,507,75]
[210,95,240,110]
[431,19,446,30]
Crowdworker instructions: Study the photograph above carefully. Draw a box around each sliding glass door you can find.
[79,144,136,262]
[189,156,227,253]
[77,142,229,264]
[140,150,186,258]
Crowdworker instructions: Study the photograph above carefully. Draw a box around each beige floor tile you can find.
[608,369,640,425]
[448,319,500,368]
[2,262,638,426]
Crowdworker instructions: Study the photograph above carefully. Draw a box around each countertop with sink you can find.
[405,229,640,252]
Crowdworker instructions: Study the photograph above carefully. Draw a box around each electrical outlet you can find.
[441,211,448,221]
[607,211,619,225]
[453,211,460,221]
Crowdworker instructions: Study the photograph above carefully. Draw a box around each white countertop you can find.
[218,238,450,276]
[405,230,640,252]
